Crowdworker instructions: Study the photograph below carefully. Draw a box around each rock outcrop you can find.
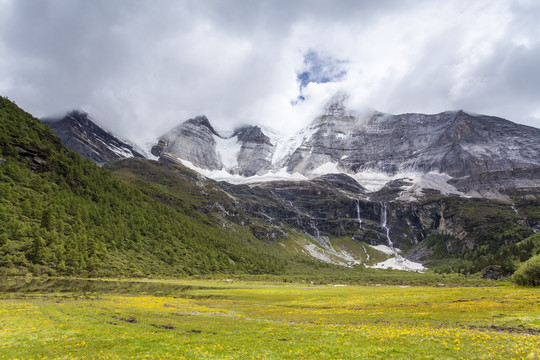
[286,101,540,179]
[233,126,274,176]
[154,115,222,170]
[42,111,144,164]
[109,158,540,270]
[151,93,540,200]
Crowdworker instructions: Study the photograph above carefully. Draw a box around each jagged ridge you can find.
[42,111,145,164]
[151,94,540,200]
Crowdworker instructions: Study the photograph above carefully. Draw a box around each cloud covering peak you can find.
[1,0,539,146]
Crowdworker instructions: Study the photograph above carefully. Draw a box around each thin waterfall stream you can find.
[356,199,363,229]
[380,202,401,261]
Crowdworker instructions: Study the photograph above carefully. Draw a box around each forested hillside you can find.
[2,96,539,284]
[0,97,284,277]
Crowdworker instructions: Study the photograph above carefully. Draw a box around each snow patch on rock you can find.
[367,244,425,272]
[214,135,241,170]
[369,244,397,255]
[311,162,341,176]
[302,242,362,268]
[271,125,319,166]
[371,257,425,272]
[397,173,466,201]
[351,171,397,192]
[176,157,309,184]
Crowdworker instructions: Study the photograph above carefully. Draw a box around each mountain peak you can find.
[65,109,88,119]
[323,91,349,116]
[185,115,219,136]
[150,96,540,200]
[42,111,144,163]
[232,125,272,146]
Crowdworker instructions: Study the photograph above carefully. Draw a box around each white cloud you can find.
[0,0,539,146]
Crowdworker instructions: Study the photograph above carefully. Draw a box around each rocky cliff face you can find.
[233,126,274,176]
[448,167,540,200]
[152,116,222,170]
[286,96,540,180]
[152,119,275,176]
[42,111,145,164]
[217,176,535,259]
[109,158,539,271]
[151,93,540,201]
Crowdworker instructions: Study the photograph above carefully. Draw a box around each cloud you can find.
[0,0,538,147]
[296,50,348,101]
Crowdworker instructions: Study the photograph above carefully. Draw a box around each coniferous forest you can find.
[0,97,284,277]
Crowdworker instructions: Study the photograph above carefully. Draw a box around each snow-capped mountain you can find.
[151,93,540,200]
[42,111,145,164]
[27,98,539,272]
[151,116,275,177]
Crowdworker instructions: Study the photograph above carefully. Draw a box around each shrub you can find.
[512,254,540,286]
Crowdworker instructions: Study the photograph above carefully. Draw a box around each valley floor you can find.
[0,278,538,359]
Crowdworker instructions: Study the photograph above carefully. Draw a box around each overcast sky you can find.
[1,0,539,146]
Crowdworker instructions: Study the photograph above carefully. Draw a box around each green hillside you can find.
[0,96,284,277]
[2,96,539,284]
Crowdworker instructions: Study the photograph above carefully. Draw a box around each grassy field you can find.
[0,278,538,359]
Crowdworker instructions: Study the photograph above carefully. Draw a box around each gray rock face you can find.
[287,100,540,178]
[153,120,276,175]
[448,167,540,199]
[152,93,540,199]
[111,158,540,269]
[216,174,535,254]
[314,173,367,193]
[233,126,274,176]
[42,111,145,164]
[155,116,222,170]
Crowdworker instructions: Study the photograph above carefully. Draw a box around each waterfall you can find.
[310,218,321,239]
[356,200,363,229]
[511,204,519,215]
[361,243,370,261]
[380,202,402,262]
[380,202,393,248]
[309,218,334,250]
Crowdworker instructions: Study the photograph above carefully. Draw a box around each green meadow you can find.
[0,278,538,359]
